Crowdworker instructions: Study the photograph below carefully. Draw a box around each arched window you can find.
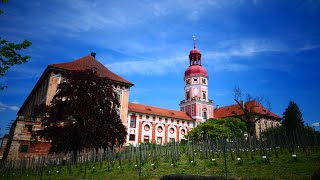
[181,129,186,135]
[203,111,207,120]
[202,91,206,100]
[170,128,174,134]
[144,124,150,131]
[157,126,163,133]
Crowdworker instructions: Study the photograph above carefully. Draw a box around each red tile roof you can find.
[214,100,281,120]
[128,102,193,121]
[49,54,133,86]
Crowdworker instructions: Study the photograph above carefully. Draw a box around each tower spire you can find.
[193,35,196,48]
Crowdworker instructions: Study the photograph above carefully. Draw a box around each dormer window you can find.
[193,78,198,82]
[91,67,97,73]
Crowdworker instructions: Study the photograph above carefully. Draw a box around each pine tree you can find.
[281,101,304,132]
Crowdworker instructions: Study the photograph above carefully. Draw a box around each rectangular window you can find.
[157,137,162,144]
[203,112,207,120]
[144,136,149,142]
[265,120,268,129]
[258,121,261,132]
[193,78,198,82]
[117,92,121,101]
[25,125,33,132]
[20,145,29,153]
[202,91,206,100]
[169,138,175,142]
[130,117,136,128]
[129,134,135,141]
[186,91,190,100]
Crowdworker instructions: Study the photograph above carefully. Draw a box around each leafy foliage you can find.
[281,101,304,132]
[1,1,32,90]
[262,125,319,138]
[33,69,127,153]
[0,0,9,14]
[187,118,246,139]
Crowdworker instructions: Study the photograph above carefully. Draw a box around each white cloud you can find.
[0,102,19,112]
[35,0,240,34]
[0,66,43,83]
[298,44,320,51]
[105,55,187,75]
[202,38,309,73]
[104,38,315,75]
[311,122,320,127]
[201,39,286,72]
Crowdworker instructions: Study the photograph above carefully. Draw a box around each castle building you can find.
[0,41,281,160]
[1,53,133,160]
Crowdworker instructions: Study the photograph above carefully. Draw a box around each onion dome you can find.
[189,48,201,55]
[185,65,208,77]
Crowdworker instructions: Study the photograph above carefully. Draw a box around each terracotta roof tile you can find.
[128,102,193,121]
[214,100,281,120]
[49,55,133,86]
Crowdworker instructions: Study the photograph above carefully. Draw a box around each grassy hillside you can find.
[1,148,319,180]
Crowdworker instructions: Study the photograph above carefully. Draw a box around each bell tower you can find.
[179,37,214,124]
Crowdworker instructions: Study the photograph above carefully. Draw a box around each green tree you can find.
[33,69,127,154]
[1,0,32,90]
[281,101,304,132]
[187,117,246,140]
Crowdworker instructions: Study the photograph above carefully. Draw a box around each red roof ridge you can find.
[128,102,193,121]
[49,54,133,86]
[214,100,281,119]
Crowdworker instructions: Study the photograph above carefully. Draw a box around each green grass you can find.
[1,149,319,180]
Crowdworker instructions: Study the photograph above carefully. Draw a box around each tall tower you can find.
[179,37,214,125]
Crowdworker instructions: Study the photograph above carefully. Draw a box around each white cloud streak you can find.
[105,55,187,75]
[33,0,239,34]
[204,39,320,73]
[104,38,320,75]
[0,102,19,112]
[311,122,320,127]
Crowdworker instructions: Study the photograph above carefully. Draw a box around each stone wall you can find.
[4,117,51,160]
[255,118,281,138]
[120,88,130,127]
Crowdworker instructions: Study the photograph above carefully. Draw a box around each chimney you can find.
[91,52,96,58]
[216,105,219,109]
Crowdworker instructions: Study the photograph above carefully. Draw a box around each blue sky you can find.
[1,0,320,136]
